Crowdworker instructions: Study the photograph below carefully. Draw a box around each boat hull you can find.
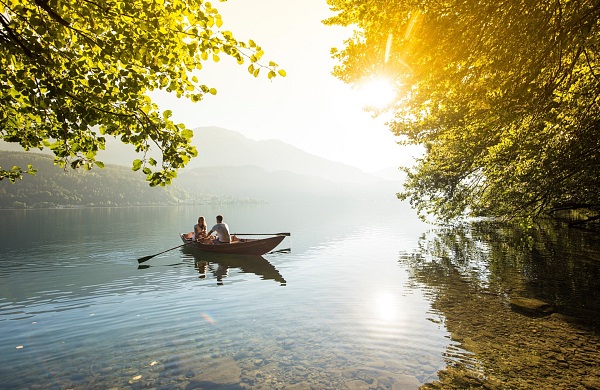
[179,234,285,256]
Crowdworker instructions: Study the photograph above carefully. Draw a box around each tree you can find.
[1,0,285,186]
[325,0,600,223]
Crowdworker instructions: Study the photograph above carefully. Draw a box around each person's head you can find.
[198,216,205,225]
[216,215,223,223]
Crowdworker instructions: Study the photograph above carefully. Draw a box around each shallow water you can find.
[0,202,599,389]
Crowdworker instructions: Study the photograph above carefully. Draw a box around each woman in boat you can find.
[184,216,208,241]
[194,216,208,241]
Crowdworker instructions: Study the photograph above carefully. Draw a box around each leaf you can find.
[132,159,143,172]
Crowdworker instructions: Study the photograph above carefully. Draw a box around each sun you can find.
[359,78,396,110]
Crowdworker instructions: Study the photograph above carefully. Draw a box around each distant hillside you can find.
[178,165,397,203]
[2,127,402,186]
[86,126,392,185]
[184,126,385,184]
[1,127,402,206]
[0,152,236,209]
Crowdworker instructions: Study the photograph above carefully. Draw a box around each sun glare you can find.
[360,78,396,110]
[376,292,396,321]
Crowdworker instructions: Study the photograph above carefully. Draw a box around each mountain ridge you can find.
[183,126,388,184]
[2,126,400,185]
[1,127,402,205]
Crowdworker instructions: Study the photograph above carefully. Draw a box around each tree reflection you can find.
[401,220,600,389]
[406,221,600,320]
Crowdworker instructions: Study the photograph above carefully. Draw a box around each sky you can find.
[151,0,419,173]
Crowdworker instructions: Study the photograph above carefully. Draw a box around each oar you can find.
[137,242,194,264]
[233,232,291,236]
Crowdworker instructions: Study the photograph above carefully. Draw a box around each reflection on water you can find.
[403,220,600,389]
[182,249,287,285]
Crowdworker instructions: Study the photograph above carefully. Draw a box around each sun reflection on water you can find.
[375,291,397,321]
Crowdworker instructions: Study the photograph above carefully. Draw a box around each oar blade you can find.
[137,255,155,264]
[136,241,192,264]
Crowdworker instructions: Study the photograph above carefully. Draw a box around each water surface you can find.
[1,202,599,389]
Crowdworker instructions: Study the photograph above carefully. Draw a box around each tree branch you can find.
[0,13,35,58]
[33,0,71,28]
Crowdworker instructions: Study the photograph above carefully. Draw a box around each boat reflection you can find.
[182,248,287,286]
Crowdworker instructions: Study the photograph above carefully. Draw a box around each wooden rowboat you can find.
[179,233,286,256]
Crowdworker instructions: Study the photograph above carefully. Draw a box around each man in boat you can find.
[207,215,232,244]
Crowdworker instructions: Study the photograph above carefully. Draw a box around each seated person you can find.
[194,216,207,241]
[206,215,231,244]
[184,216,207,241]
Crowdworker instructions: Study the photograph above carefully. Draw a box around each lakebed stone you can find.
[509,296,554,316]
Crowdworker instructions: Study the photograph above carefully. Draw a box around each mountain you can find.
[177,165,398,203]
[174,127,400,202]
[1,127,401,206]
[0,152,196,208]
[2,126,397,185]
[182,126,386,185]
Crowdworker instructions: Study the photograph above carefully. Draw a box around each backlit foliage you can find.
[1,0,284,186]
[325,0,600,222]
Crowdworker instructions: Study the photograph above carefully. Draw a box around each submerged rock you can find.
[188,357,241,388]
[509,297,554,316]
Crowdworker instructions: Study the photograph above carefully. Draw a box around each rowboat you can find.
[179,233,286,256]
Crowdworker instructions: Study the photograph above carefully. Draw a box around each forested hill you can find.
[0,152,223,209]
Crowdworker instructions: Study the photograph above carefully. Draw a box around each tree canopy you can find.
[1,0,285,186]
[325,0,600,222]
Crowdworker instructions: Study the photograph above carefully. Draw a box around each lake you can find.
[0,201,599,389]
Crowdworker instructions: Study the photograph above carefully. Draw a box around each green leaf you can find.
[132,159,143,171]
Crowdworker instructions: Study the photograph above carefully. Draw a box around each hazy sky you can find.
[151,0,418,173]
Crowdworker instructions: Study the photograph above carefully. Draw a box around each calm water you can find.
[1,201,599,389]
